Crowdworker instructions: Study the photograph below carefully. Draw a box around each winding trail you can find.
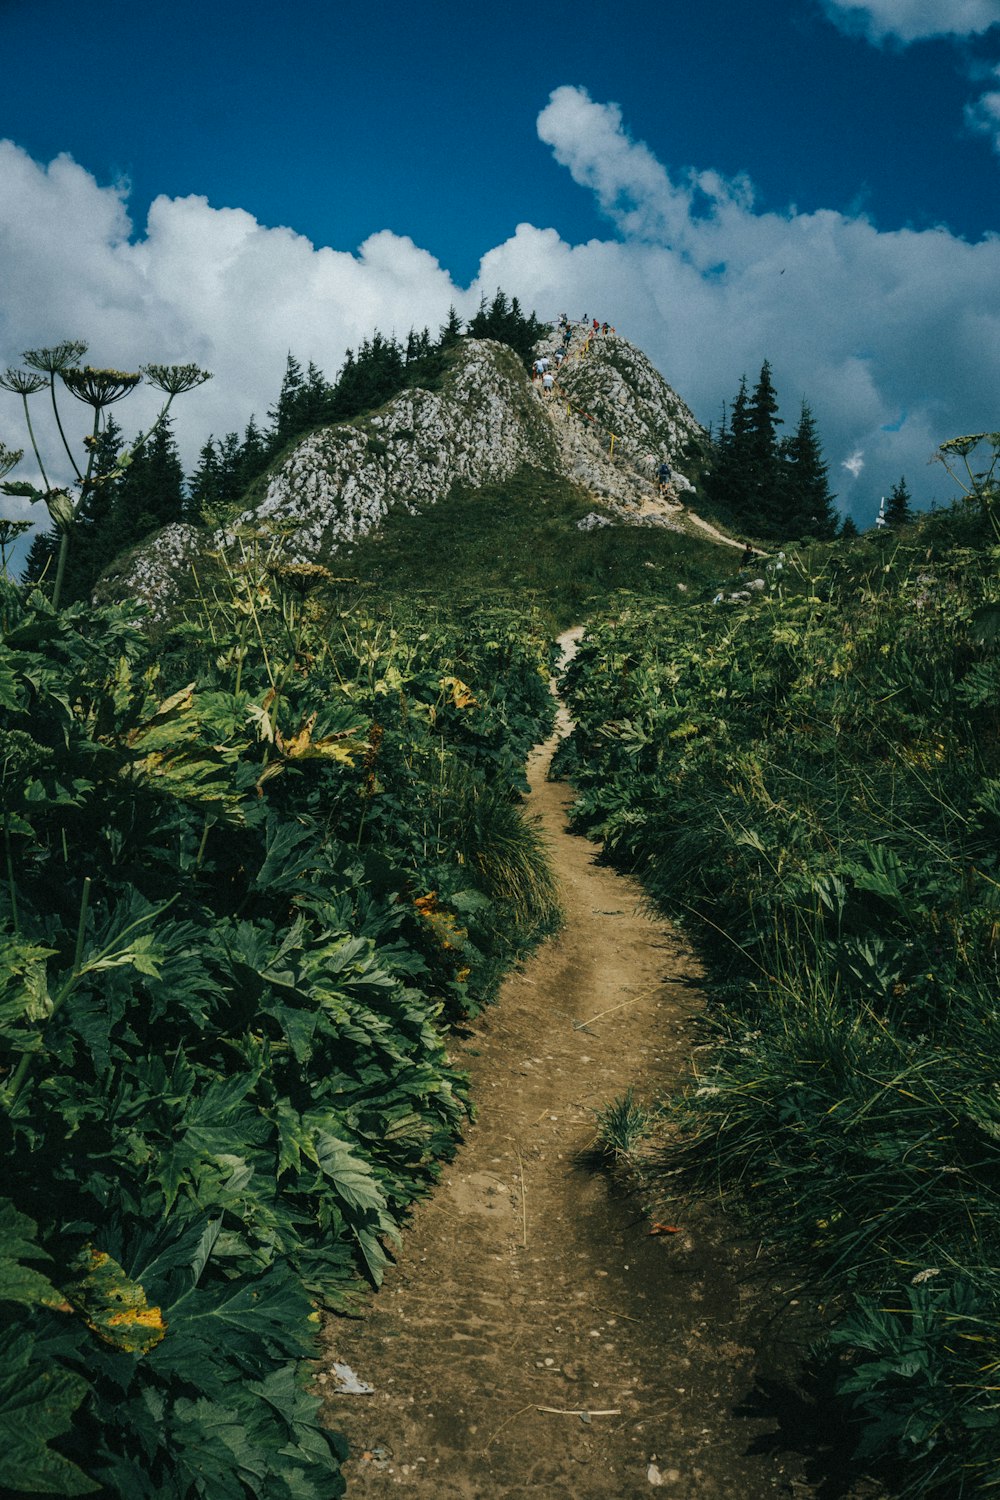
[319,633,810,1498]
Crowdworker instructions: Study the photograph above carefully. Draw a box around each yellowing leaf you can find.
[276,711,366,765]
[64,1246,166,1356]
[440,675,478,710]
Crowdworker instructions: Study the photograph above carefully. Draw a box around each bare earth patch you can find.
[318,638,820,1498]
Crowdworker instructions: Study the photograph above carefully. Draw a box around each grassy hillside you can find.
[554,447,1000,1498]
[340,465,726,631]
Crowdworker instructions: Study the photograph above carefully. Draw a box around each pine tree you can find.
[779,402,838,539]
[840,515,859,539]
[746,361,783,534]
[115,419,185,536]
[267,353,306,452]
[239,416,268,487]
[329,333,406,420]
[704,379,754,523]
[22,528,57,585]
[439,306,464,347]
[187,436,222,518]
[466,288,548,369]
[885,476,914,527]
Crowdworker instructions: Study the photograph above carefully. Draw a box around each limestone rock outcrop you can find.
[103,327,711,614]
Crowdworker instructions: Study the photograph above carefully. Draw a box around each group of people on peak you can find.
[531,355,558,395]
[557,312,615,339]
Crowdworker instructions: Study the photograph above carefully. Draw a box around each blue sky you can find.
[1,0,999,532]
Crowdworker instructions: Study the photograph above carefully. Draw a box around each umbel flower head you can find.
[0,518,32,547]
[60,367,143,407]
[22,341,88,375]
[0,368,47,396]
[0,442,24,479]
[271,561,334,596]
[142,363,212,396]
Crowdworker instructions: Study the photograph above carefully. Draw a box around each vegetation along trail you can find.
[321,631,813,1499]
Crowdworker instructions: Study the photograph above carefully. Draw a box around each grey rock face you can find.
[249,340,557,561]
[545,324,703,482]
[104,329,710,613]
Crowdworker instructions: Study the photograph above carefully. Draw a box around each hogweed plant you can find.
[936,432,1000,540]
[0,341,211,608]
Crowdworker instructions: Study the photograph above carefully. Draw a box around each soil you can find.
[318,632,826,1499]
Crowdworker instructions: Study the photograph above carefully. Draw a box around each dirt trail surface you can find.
[319,632,812,1499]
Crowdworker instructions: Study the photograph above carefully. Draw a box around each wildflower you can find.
[0,368,47,396]
[22,340,88,375]
[61,367,143,407]
[272,561,333,595]
[142,363,212,396]
[0,443,24,480]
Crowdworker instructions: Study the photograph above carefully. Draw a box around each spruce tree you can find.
[330,333,406,420]
[188,436,222,518]
[780,401,838,539]
[267,353,306,452]
[466,289,548,369]
[746,361,783,534]
[22,528,57,585]
[439,306,464,347]
[115,418,185,536]
[239,416,268,487]
[885,476,914,527]
[840,515,859,539]
[704,379,754,523]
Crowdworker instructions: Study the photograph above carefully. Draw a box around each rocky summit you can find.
[103,324,710,615]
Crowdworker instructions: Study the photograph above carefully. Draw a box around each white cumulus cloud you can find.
[967,65,1000,149]
[523,87,1000,521]
[1,92,998,540]
[820,0,1000,42]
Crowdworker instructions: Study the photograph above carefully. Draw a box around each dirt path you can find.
[319,634,812,1498]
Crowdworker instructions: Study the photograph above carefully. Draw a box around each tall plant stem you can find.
[20,394,51,492]
[48,375,83,482]
[51,409,101,611]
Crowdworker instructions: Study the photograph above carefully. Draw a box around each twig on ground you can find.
[484,1403,535,1451]
[511,1138,528,1248]
[536,1406,622,1417]
[575,990,657,1030]
[593,1306,642,1323]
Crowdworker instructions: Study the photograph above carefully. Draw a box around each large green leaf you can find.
[0,1199,63,1310]
[0,1327,98,1495]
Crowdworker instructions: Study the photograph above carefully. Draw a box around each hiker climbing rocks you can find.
[542,371,555,396]
[657,460,672,492]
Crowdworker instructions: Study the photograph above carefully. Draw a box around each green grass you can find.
[339,465,726,631]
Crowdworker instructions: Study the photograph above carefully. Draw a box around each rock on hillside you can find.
[545,323,703,484]
[101,329,713,615]
[251,339,557,559]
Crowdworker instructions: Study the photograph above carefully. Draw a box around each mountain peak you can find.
[101,327,723,615]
